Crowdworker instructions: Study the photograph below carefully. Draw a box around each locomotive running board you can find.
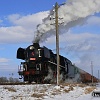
[48,61,65,68]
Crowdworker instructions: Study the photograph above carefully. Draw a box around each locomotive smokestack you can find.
[33,43,40,48]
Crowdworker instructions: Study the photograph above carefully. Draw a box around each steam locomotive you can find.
[17,43,98,83]
[17,43,77,83]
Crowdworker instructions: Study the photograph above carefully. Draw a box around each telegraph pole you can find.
[55,2,60,86]
[91,61,93,84]
[98,70,99,82]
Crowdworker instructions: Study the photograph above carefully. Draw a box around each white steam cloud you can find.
[33,0,100,43]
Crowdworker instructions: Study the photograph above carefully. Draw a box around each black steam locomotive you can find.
[17,43,76,83]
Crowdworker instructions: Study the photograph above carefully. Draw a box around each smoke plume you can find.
[33,0,100,43]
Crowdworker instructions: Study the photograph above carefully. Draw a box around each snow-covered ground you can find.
[0,83,100,100]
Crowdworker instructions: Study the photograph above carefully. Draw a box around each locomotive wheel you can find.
[24,76,28,82]
[28,75,33,83]
[37,76,45,83]
[29,79,32,83]
[33,76,43,83]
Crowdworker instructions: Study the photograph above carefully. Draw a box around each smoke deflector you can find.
[17,48,25,60]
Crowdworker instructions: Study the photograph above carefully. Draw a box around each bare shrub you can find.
[0,77,8,83]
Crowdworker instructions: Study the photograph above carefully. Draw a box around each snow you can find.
[0,83,100,100]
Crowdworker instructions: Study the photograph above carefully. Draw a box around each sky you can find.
[0,0,100,78]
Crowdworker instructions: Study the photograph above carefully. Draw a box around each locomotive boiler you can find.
[17,43,75,83]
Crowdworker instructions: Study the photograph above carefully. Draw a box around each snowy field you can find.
[0,83,100,100]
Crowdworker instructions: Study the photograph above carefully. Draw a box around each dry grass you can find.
[31,93,46,98]
[84,87,96,94]
[30,85,50,99]
[60,83,86,87]
[4,87,16,92]
[51,89,61,95]
[11,96,23,100]
[60,83,71,86]
[78,83,87,87]
[60,83,95,94]
[64,86,74,93]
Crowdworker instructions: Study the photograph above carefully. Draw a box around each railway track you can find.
[0,82,54,85]
[0,82,36,85]
[0,82,96,86]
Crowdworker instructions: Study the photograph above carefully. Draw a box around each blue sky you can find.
[0,0,64,15]
[0,0,67,78]
[0,0,100,78]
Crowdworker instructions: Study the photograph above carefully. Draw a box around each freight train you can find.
[16,43,98,83]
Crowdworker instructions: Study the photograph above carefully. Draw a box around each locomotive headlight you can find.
[30,46,34,50]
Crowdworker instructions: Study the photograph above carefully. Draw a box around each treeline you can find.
[0,77,20,83]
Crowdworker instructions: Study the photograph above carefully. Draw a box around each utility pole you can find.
[50,2,63,85]
[55,2,60,86]
[98,70,99,82]
[91,61,93,84]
